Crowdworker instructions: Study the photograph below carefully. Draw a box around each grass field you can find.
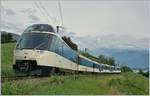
[1,43,149,95]
[1,43,16,77]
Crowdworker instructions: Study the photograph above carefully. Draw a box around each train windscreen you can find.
[16,33,53,50]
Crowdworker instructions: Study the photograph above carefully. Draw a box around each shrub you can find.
[121,66,133,72]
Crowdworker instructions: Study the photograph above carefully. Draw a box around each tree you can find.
[98,55,105,63]
[1,31,13,43]
[62,36,78,51]
[121,66,133,72]
[144,71,149,77]
[138,70,149,78]
[138,69,144,75]
[108,57,115,66]
[7,33,13,41]
[98,55,116,65]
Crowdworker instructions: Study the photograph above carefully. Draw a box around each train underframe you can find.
[13,60,80,76]
[13,60,120,77]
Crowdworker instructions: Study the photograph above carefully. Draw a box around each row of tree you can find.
[98,55,115,65]
[79,51,116,66]
[121,66,133,72]
[138,70,149,78]
[62,36,78,51]
[1,31,13,43]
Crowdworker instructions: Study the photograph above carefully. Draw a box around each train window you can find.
[101,65,104,70]
[96,64,99,68]
[117,68,120,70]
[24,24,55,33]
[16,33,52,50]
[88,61,93,67]
[93,63,95,68]
[79,57,93,68]
[48,36,77,62]
[106,66,109,70]
[49,36,62,55]
[62,43,77,62]
[110,67,113,71]
[93,63,99,68]
[98,65,103,71]
[49,35,56,51]
[57,38,63,55]
[113,67,115,70]
[103,66,107,70]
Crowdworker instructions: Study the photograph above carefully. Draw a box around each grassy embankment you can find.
[1,43,149,95]
[1,43,16,77]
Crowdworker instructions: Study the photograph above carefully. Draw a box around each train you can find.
[13,24,121,76]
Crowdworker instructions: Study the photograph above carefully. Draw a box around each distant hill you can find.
[91,48,149,70]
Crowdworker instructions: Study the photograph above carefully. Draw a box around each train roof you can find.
[24,24,56,33]
[79,54,115,67]
[78,54,94,62]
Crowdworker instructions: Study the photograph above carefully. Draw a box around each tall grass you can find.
[1,43,16,77]
[2,73,148,95]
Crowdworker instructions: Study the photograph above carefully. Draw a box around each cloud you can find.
[63,32,149,51]
[1,5,16,15]
[20,8,36,14]
[1,7,42,34]
[20,8,41,23]
[1,1,148,52]
[0,20,24,34]
[28,14,41,22]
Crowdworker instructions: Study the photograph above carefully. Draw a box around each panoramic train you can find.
[13,24,121,76]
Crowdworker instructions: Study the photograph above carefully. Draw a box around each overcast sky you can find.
[1,0,149,51]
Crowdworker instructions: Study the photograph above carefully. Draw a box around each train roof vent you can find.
[24,24,55,33]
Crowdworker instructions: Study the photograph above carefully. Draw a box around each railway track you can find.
[1,73,90,83]
[1,76,48,83]
[1,74,72,82]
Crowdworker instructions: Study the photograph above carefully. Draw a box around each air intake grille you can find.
[15,60,37,72]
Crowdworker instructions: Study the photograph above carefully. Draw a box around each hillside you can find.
[92,48,149,69]
[1,43,149,95]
